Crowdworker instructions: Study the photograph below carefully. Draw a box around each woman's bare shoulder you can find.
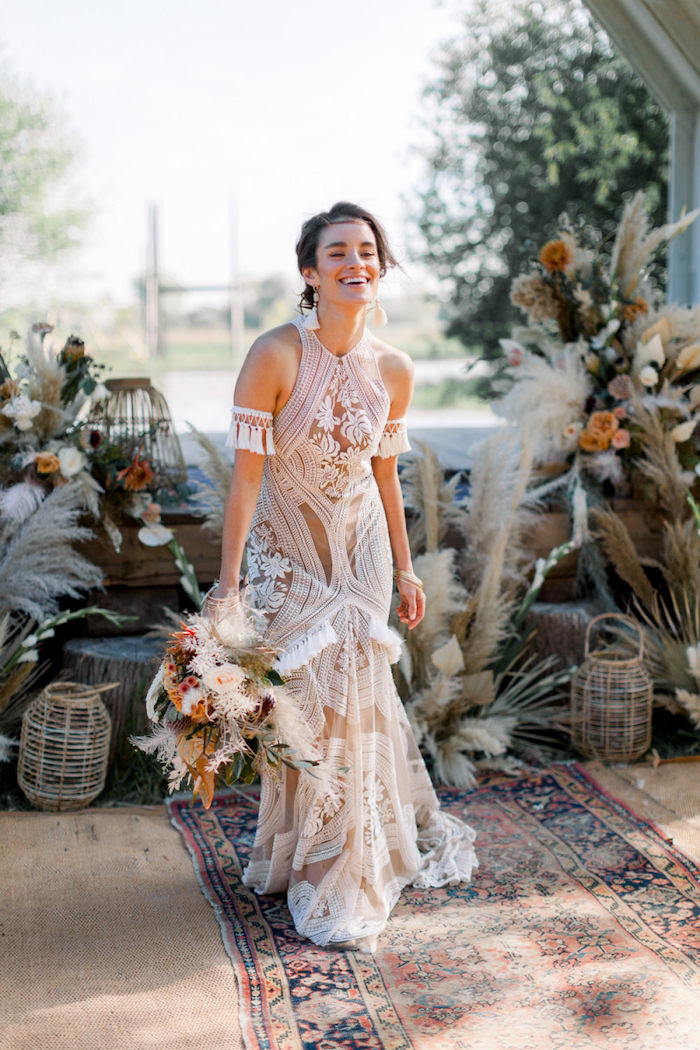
[235,322,302,410]
[370,335,414,380]
[246,322,302,366]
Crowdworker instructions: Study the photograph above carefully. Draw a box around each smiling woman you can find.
[205,202,478,953]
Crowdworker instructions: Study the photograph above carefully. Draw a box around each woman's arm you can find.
[211,328,299,601]
[372,346,425,630]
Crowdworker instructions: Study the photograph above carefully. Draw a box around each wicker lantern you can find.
[18,682,117,811]
[88,377,187,483]
[570,613,653,763]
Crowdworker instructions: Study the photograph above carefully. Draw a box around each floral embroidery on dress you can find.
[248,522,291,612]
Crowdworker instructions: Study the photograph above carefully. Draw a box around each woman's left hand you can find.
[396,578,425,630]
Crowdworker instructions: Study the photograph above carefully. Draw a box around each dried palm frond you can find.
[662,519,700,600]
[400,441,466,554]
[616,590,700,700]
[589,506,654,607]
[0,482,102,620]
[675,689,700,728]
[186,425,233,537]
[0,732,15,762]
[498,346,591,463]
[632,396,689,520]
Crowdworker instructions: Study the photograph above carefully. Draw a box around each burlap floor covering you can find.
[586,758,700,862]
[2,762,698,1050]
[0,806,244,1050]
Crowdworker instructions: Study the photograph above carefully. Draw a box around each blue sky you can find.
[1,0,462,304]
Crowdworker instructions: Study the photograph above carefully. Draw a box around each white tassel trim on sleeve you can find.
[273,620,338,676]
[225,407,276,454]
[369,617,404,664]
[376,423,411,459]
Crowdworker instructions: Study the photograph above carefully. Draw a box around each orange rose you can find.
[35,452,61,473]
[579,411,619,452]
[539,239,572,274]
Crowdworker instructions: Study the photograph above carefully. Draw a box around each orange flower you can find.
[115,448,155,491]
[35,452,61,473]
[621,297,648,322]
[0,379,19,401]
[539,239,572,275]
[579,411,619,452]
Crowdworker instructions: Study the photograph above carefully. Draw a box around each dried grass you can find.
[186,426,233,537]
[498,346,591,463]
[24,331,69,443]
[662,519,700,600]
[632,396,689,520]
[589,506,654,607]
[400,441,466,554]
[0,482,102,620]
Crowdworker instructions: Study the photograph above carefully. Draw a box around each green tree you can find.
[411,0,669,356]
[0,64,87,277]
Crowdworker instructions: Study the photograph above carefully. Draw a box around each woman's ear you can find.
[301,266,318,287]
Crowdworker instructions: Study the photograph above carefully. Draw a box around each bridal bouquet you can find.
[133,598,324,808]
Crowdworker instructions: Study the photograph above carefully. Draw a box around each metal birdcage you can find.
[88,377,187,483]
[570,614,653,764]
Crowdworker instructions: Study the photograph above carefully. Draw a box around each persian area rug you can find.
[168,764,700,1050]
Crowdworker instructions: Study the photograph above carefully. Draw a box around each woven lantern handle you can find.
[584,613,644,660]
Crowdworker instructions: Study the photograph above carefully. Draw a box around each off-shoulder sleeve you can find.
[376,418,411,458]
[225,405,275,455]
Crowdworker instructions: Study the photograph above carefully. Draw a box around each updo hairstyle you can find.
[296,201,398,312]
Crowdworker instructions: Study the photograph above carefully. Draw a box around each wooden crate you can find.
[524,499,664,602]
[79,509,221,589]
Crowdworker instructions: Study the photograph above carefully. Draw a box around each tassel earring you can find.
[373,298,387,327]
[303,287,321,330]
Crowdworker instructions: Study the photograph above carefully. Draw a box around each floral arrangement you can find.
[133,598,326,807]
[0,324,188,549]
[497,192,700,498]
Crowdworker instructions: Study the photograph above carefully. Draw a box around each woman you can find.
[208,202,477,952]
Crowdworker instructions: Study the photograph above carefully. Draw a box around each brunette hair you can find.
[295,201,398,311]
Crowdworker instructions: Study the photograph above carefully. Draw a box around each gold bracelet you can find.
[393,569,424,592]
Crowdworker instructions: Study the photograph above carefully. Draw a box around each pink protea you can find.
[607,374,633,400]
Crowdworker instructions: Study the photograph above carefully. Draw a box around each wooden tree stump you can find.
[526,601,601,671]
[62,636,164,762]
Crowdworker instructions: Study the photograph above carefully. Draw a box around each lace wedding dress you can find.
[226,317,477,951]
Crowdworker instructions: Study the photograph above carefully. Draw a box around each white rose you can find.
[202,664,248,696]
[639,365,659,387]
[58,446,86,477]
[1,394,42,431]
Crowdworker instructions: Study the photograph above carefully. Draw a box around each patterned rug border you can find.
[167,763,700,1050]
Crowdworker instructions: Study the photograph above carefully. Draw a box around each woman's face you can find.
[304,220,381,309]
